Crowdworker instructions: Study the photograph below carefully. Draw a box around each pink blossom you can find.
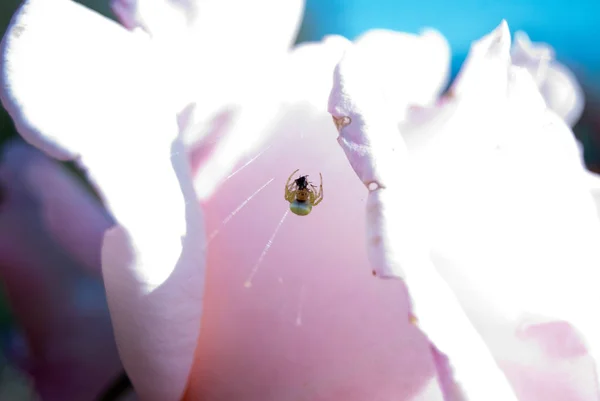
[0,140,120,400]
[2,1,600,401]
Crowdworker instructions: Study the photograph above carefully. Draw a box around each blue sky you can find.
[304,0,600,78]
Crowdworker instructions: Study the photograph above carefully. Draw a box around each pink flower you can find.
[0,140,120,401]
[0,0,301,399]
[2,1,600,401]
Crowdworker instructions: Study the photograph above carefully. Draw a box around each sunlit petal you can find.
[512,31,585,127]
[353,28,450,113]
[329,21,525,401]
[450,20,511,103]
[0,1,205,400]
[284,35,352,109]
[110,0,304,145]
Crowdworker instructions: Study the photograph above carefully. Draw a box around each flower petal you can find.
[186,100,440,401]
[419,24,600,401]
[192,94,284,201]
[329,28,450,126]
[427,66,600,400]
[193,27,445,201]
[110,0,306,202]
[111,0,303,55]
[0,140,121,400]
[353,28,450,112]
[511,31,585,127]
[0,140,113,276]
[192,34,351,201]
[589,171,600,218]
[329,21,521,401]
[0,1,205,400]
[0,0,181,160]
[283,35,352,109]
[450,20,511,103]
[327,27,451,190]
[109,0,305,146]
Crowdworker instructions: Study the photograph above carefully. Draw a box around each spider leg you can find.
[312,173,324,206]
[284,169,300,201]
[285,188,296,202]
[286,169,300,187]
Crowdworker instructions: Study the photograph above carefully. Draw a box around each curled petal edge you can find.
[328,21,521,401]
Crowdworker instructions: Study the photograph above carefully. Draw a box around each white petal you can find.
[327,27,451,187]
[0,1,205,400]
[93,139,204,401]
[450,20,511,103]
[353,28,450,111]
[511,31,585,127]
[284,35,352,110]
[120,0,307,200]
[328,21,521,401]
[419,24,600,401]
[111,0,305,146]
[111,0,304,54]
[589,171,600,219]
[193,34,350,201]
[331,28,450,124]
[0,0,178,160]
[511,31,554,86]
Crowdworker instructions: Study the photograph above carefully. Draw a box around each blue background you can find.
[302,0,600,81]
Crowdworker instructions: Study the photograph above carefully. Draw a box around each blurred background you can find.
[0,0,599,398]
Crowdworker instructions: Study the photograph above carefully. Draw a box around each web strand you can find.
[244,209,290,288]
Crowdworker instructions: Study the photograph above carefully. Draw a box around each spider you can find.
[284,169,323,216]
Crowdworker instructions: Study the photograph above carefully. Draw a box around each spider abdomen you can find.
[290,200,312,216]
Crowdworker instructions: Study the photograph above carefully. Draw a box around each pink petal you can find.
[193,34,349,201]
[416,23,600,401]
[0,140,121,400]
[184,100,441,401]
[0,1,205,400]
[193,34,353,202]
[329,20,520,401]
[192,96,283,201]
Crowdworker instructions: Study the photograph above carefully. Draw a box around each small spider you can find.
[284,169,323,216]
